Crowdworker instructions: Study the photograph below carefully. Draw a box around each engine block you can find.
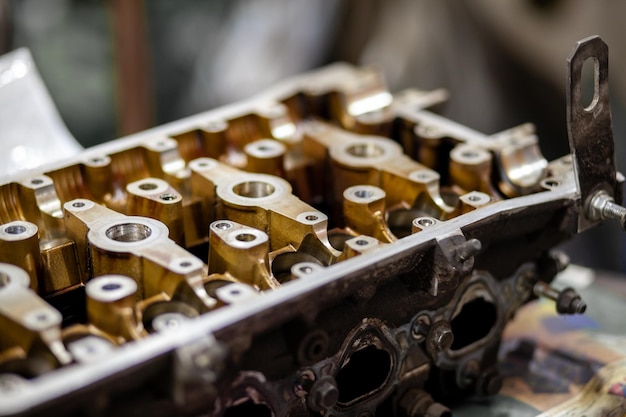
[0,36,623,417]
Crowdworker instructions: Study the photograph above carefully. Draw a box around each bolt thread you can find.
[533,281,559,300]
[602,201,626,219]
[456,238,481,261]
[602,201,626,230]
[572,299,587,314]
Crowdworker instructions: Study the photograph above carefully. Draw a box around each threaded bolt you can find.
[426,321,454,357]
[533,282,586,314]
[476,368,503,396]
[603,201,626,229]
[588,191,626,230]
[456,238,482,261]
[307,376,338,412]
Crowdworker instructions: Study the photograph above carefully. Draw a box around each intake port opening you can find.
[450,298,497,351]
[336,345,392,406]
[223,400,273,417]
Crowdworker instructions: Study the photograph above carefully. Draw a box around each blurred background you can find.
[1,0,625,271]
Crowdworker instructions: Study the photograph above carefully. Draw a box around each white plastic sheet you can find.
[0,48,82,177]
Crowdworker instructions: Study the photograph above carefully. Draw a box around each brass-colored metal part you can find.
[0,263,71,366]
[39,238,82,295]
[126,177,185,245]
[412,217,441,234]
[63,199,214,310]
[489,125,549,197]
[342,185,395,243]
[244,139,286,177]
[190,158,339,259]
[458,192,492,214]
[212,282,260,306]
[16,175,65,242]
[208,220,275,290]
[303,121,454,220]
[449,144,495,196]
[142,137,190,192]
[337,235,382,261]
[85,275,143,342]
[288,262,324,280]
[81,155,114,203]
[226,102,297,152]
[0,221,41,291]
[396,104,548,197]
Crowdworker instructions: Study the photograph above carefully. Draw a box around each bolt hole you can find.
[4,225,26,235]
[233,181,275,198]
[106,223,152,242]
[582,57,599,111]
[310,341,323,356]
[544,180,560,188]
[417,218,435,227]
[468,195,481,202]
[214,222,231,230]
[299,266,313,274]
[30,179,44,185]
[346,143,384,158]
[230,289,241,296]
[355,239,368,246]
[152,312,186,332]
[354,189,374,199]
[299,330,329,364]
[236,233,256,242]
[102,283,121,291]
[179,261,192,268]
[461,151,478,159]
[305,215,319,221]
[139,183,158,191]
[160,193,177,201]
[72,201,86,208]
[89,158,104,164]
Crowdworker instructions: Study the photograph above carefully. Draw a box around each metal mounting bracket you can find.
[566,35,619,231]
